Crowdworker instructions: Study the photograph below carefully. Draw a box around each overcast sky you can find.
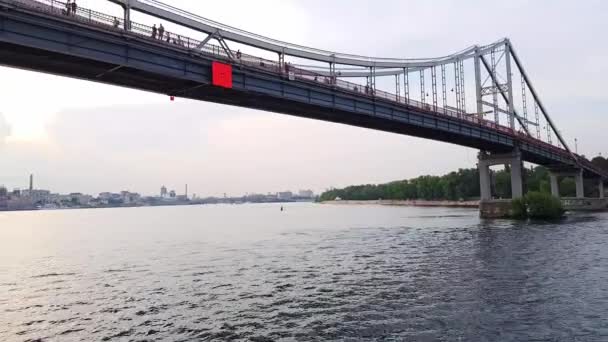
[0,0,606,197]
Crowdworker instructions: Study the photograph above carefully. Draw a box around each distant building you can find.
[169,190,176,198]
[160,186,168,198]
[277,191,293,201]
[6,196,35,210]
[298,190,314,198]
[0,186,8,210]
[245,193,269,203]
[97,192,118,204]
[120,191,140,204]
[121,191,130,202]
[48,193,70,204]
[98,192,113,201]
[21,189,51,204]
[69,193,92,206]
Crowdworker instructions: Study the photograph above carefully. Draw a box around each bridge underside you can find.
[0,41,516,154]
[0,5,588,175]
[1,39,572,169]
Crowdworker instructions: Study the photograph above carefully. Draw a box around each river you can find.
[1,203,607,341]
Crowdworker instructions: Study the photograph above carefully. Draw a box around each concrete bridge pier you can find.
[550,173,560,198]
[478,148,523,218]
[478,149,523,201]
[550,169,608,211]
[548,168,584,199]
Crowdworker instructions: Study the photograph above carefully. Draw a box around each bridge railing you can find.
[4,0,588,168]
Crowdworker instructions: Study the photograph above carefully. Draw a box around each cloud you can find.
[0,113,11,146]
[0,99,474,196]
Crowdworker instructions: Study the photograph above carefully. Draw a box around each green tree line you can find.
[319,155,608,202]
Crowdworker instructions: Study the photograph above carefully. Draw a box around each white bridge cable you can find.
[110,0,507,69]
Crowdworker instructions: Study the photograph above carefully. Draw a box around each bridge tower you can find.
[474,40,525,218]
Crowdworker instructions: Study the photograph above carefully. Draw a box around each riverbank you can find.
[322,199,479,208]
[0,200,314,213]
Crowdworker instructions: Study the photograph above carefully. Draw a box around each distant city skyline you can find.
[0,172,315,200]
[0,171,316,211]
[1,1,607,195]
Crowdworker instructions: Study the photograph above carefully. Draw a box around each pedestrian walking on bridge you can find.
[158,24,165,40]
[71,0,77,16]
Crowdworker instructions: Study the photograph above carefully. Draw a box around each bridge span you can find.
[0,0,605,215]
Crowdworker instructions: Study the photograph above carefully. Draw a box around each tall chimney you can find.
[29,174,33,191]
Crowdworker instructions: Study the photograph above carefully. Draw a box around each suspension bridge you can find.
[0,0,605,216]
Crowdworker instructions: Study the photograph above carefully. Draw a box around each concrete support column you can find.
[478,148,523,219]
[599,181,604,199]
[550,173,560,198]
[478,148,523,200]
[478,153,491,201]
[511,158,523,199]
[575,169,584,199]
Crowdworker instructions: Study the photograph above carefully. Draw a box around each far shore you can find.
[322,199,479,208]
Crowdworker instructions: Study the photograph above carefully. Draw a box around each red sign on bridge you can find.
[212,61,232,89]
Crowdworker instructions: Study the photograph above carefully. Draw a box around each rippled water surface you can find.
[1,203,608,341]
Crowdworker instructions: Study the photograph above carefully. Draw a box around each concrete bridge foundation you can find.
[561,198,607,211]
[478,148,523,218]
[548,168,584,199]
[478,149,523,201]
[549,168,607,211]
